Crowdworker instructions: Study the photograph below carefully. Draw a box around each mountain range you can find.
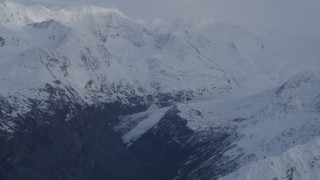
[1,1,320,180]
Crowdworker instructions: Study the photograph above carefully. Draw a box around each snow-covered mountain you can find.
[176,71,320,179]
[0,1,262,132]
[1,1,320,180]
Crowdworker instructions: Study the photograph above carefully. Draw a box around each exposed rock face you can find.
[0,101,239,180]
[127,107,239,180]
[0,37,5,46]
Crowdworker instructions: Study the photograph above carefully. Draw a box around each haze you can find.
[2,0,320,37]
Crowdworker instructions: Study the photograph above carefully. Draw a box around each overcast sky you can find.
[3,0,320,37]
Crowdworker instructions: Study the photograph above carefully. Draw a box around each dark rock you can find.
[0,86,237,180]
[155,90,194,107]
[0,37,5,47]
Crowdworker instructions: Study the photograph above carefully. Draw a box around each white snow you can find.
[0,2,319,104]
[221,137,320,180]
[174,72,320,180]
[122,105,170,146]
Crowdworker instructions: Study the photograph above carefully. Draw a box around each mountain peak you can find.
[0,1,126,29]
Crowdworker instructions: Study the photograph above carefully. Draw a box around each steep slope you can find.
[176,72,320,179]
[115,72,320,179]
[0,1,267,135]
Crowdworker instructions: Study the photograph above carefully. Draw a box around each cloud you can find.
[2,0,320,37]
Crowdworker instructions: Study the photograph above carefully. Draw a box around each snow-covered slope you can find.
[0,1,266,133]
[113,72,320,179]
[1,1,317,104]
[222,137,320,180]
[0,2,243,105]
[167,72,320,179]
